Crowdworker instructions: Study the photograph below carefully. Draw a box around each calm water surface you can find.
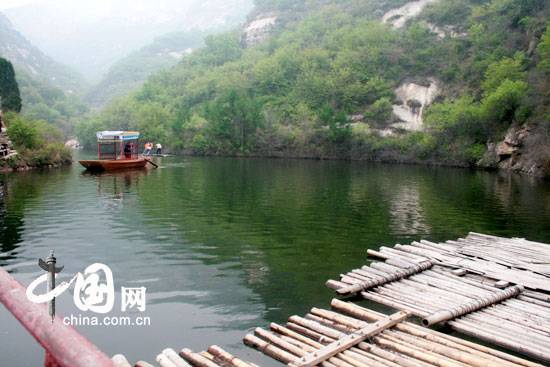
[1,155,549,365]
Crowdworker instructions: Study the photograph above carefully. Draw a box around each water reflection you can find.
[0,157,549,365]
[83,169,150,210]
[0,173,41,265]
[389,183,430,235]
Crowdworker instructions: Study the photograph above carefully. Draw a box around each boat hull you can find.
[79,158,148,171]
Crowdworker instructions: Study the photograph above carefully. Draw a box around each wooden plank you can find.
[288,311,409,367]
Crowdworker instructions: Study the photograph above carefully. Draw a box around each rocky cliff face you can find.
[0,130,17,162]
[482,124,550,177]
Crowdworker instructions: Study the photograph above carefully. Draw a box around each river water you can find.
[0,155,549,365]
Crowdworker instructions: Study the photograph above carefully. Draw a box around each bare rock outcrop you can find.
[391,78,439,131]
[242,15,277,47]
[382,0,439,29]
[65,139,80,149]
[0,131,17,160]
[426,23,468,39]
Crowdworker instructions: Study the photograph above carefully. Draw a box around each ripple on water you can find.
[0,157,549,365]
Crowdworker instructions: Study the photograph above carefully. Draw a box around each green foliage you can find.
[203,89,263,153]
[537,24,550,73]
[20,142,72,167]
[195,32,243,67]
[0,58,22,113]
[425,95,483,138]
[76,0,549,167]
[6,112,66,150]
[422,0,473,27]
[366,97,393,124]
[3,112,71,168]
[16,69,88,134]
[465,143,486,164]
[6,112,41,149]
[87,30,208,106]
[481,53,526,93]
[319,104,350,144]
[75,117,107,150]
[426,78,529,148]
[480,79,529,124]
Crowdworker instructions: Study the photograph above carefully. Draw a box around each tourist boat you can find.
[79,131,151,171]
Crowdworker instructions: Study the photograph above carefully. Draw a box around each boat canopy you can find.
[96,131,140,142]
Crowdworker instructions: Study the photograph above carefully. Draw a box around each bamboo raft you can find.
[111,233,549,367]
[113,300,544,367]
[327,233,550,362]
[112,345,259,367]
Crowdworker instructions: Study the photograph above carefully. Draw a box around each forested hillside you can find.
[0,57,72,171]
[86,30,208,107]
[0,12,87,133]
[77,0,550,176]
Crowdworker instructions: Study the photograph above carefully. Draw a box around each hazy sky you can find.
[2,0,252,79]
[0,0,43,10]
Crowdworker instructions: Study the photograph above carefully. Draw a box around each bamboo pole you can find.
[422,285,524,326]
[157,354,180,367]
[254,328,306,357]
[163,348,192,367]
[357,343,428,367]
[449,320,550,362]
[288,316,344,340]
[292,309,437,367]
[336,260,434,295]
[112,354,132,367]
[270,323,323,349]
[374,335,466,367]
[135,362,156,367]
[385,330,505,367]
[243,334,298,364]
[286,322,335,344]
[330,299,544,367]
[289,311,408,367]
[179,349,220,367]
[199,352,215,361]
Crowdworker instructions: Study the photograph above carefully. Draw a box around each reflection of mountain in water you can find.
[0,157,549,365]
[389,184,430,235]
[0,176,32,265]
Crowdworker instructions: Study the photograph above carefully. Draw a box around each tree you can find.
[366,97,393,124]
[204,89,263,152]
[481,53,526,93]
[0,58,22,113]
[480,79,529,124]
[6,112,41,149]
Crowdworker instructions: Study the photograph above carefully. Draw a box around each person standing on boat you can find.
[124,143,132,159]
[143,142,152,156]
[156,142,162,155]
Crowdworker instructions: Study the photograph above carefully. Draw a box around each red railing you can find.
[0,267,115,367]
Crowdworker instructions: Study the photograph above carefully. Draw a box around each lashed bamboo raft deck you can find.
[113,345,262,367]
[327,233,550,362]
[114,300,544,367]
[112,233,550,367]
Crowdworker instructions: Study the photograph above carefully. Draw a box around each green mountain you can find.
[78,0,550,177]
[86,30,208,108]
[0,12,87,133]
[5,0,253,81]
